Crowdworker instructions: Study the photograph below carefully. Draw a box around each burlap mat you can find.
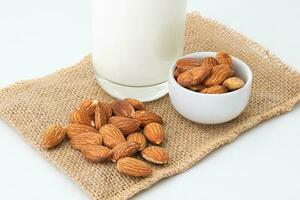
[1,12,300,200]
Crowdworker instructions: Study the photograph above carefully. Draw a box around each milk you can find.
[92,0,187,87]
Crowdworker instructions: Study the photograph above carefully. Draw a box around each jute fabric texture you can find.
[0,12,300,200]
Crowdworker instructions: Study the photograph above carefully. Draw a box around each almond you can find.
[70,110,94,126]
[76,99,98,118]
[41,125,66,149]
[111,100,135,117]
[201,57,219,67]
[177,66,212,87]
[124,98,145,111]
[204,64,234,87]
[174,69,182,78]
[127,132,147,151]
[94,103,107,129]
[116,157,152,177]
[216,51,233,67]
[174,65,199,80]
[131,111,163,127]
[143,123,164,145]
[223,77,245,90]
[175,65,196,74]
[200,85,228,94]
[99,124,126,149]
[188,85,206,92]
[66,123,98,139]
[141,146,169,164]
[70,132,102,150]
[176,57,202,67]
[108,116,141,136]
[100,102,112,119]
[111,142,139,162]
[81,144,112,163]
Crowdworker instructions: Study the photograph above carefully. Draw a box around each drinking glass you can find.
[92,0,187,102]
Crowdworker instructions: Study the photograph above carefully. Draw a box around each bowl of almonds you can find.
[169,51,253,124]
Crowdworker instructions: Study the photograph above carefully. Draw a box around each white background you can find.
[0,0,300,199]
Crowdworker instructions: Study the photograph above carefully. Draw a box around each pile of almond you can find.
[175,51,245,94]
[40,98,169,177]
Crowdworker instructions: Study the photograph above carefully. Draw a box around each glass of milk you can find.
[92,0,187,102]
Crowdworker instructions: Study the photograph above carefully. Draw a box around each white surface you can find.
[0,0,300,199]
[169,52,252,124]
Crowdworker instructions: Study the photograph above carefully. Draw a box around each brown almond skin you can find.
[108,116,141,136]
[223,77,245,91]
[70,132,102,151]
[127,132,147,151]
[131,111,163,127]
[70,110,94,126]
[81,145,112,163]
[174,68,182,78]
[99,124,126,149]
[201,57,219,67]
[201,85,228,94]
[175,65,196,74]
[41,125,66,149]
[76,99,98,118]
[204,64,234,87]
[143,123,164,145]
[100,102,112,119]
[176,57,202,67]
[216,51,233,67]
[188,85,206,92]
[177,66,212,87]
[116,157,152,177]
[141,146,169,165]
[174,66,198,80]
[124,98,145,111]
[112,142,139,162]
[111,100,135,117]
[66,123,98,139]
[175,57,202,78]
[94,103,107,130]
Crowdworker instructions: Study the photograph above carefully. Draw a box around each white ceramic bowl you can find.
[168,52,253,124]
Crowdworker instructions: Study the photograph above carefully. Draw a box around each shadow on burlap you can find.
[0,12,300,200]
